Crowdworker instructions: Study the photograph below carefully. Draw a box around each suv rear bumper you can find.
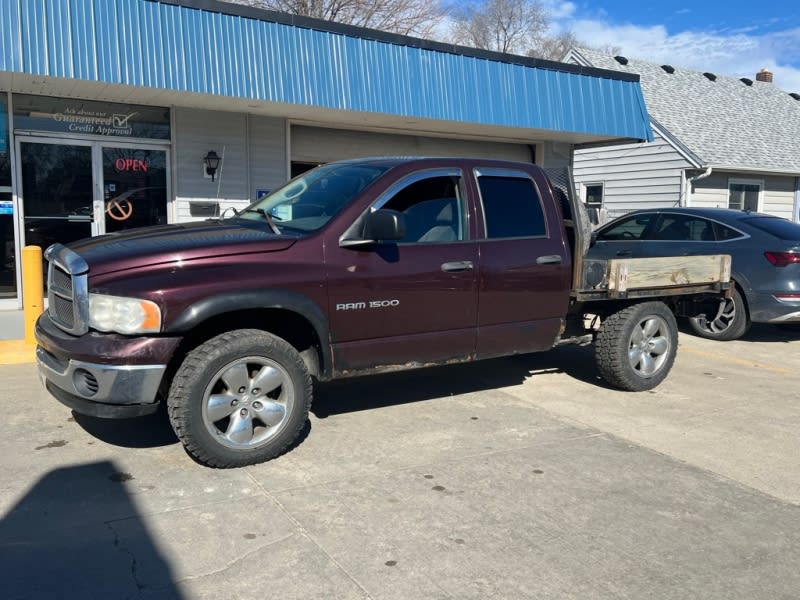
[748,291,800,324]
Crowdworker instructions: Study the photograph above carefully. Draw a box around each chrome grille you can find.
[51,266,73,295]
[45,244,90,336]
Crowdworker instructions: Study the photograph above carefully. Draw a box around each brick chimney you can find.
[756,67,773,83]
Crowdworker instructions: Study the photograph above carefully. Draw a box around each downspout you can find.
[794,177,800,223]
[684,167,712,207]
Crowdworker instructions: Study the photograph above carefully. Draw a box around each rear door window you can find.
[476,174,546,239]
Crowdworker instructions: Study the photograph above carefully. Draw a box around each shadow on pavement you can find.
[72,403,179,448]
[312,343,602,418]
[0,461,185,599]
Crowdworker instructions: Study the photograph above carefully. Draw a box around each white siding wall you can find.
[173,109,286,221]
[690,171,796,219]
[573,131,690,218]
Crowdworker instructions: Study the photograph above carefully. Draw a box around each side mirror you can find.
[340,209,406,248]
[364,209,405,241]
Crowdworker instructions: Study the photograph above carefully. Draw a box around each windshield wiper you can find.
[244,208,281,234]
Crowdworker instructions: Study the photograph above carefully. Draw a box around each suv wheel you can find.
[687,288,750,341]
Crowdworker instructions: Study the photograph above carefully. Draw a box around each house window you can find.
[584,183,603,208]
[728,179,762,212]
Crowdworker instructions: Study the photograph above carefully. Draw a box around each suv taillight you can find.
[764,251,800,267]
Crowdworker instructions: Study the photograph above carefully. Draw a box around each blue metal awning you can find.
[0,0,653,142]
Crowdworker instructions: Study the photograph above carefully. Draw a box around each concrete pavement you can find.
[1,324,799,599]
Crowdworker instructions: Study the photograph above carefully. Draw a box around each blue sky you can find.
[546,1,800,91]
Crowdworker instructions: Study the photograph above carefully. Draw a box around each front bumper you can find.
[35,314,182,419]
[37,346,166,418]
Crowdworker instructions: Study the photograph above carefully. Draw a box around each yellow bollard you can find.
[22,245,44,345]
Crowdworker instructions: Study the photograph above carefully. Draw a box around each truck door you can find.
[472,167,571,359]
[325,169,478,373]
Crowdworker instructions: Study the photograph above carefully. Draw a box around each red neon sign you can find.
[115,158,149,172]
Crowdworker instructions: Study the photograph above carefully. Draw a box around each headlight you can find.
[89,293,162,334]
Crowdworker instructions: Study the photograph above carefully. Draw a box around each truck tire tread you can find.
[595,302,678,392]
[167,329,312,468]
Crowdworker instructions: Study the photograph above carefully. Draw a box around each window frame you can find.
[472,167,549,240]
[728,178,763,212]
[583,182,604,209]
[369,168,468,244]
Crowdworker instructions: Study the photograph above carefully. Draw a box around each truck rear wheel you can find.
[595,302,678,391]
[167,329,312,468]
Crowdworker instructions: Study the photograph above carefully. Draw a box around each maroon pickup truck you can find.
[36,158,730,467]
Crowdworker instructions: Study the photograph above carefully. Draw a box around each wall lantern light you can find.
[203,150,221,181]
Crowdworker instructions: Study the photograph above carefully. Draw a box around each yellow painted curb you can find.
[0,340,37,365]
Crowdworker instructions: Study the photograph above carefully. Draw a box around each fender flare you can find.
[166,289,332,378]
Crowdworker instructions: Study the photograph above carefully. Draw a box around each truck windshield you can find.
[233,163,389,232]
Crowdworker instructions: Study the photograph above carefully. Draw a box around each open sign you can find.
[115,158,149,172]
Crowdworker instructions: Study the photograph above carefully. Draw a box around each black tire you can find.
[595,302,678,392]
[167,329,312,468]
[687,288,750,341]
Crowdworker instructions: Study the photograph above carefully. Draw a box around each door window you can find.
[380,174,465,243]
[103,147,167,232]
[476,174,546,238]
[596,213,658,241]
[20,142,94,251]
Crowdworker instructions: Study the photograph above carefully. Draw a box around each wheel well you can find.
[167,308,326,384]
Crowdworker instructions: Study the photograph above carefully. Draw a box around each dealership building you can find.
[0,0,652,310]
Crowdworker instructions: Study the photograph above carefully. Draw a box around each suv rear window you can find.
[742,217,800,241]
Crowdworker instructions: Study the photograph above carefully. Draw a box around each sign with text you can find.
[13,94,170,140]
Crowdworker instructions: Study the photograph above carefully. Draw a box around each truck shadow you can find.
[72,402,179,448]
[312,344,604,418]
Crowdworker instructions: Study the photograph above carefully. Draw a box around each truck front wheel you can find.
[595,302,678,392]
[167,329,312,468]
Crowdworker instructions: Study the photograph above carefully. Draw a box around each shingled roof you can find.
[567,47,800,174]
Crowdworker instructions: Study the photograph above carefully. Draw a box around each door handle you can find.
[441,261,474,273]
[615,251,632,257]
[536,254,563,265]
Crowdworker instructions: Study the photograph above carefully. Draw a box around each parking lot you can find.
[2,324,799,599]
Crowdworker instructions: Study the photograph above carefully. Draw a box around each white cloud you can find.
[561,16,800,92]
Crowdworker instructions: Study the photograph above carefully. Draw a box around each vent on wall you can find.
[740,77,753,86]
[661,65,675,74]
[614,55,628,65]
[703,72,717,81]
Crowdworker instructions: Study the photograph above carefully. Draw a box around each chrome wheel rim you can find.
[699,297,736,333]
[202,356,295,450]
[628,315,671,378]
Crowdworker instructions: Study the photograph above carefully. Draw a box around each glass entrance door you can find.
[102,146,168,233]
[19,140,97,251]
[17,139,169,249]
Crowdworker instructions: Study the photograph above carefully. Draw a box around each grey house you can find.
[565,47,800,222]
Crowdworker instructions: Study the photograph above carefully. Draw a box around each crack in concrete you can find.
[176,532,296,583]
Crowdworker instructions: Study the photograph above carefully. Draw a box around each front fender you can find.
[165,289,332,377]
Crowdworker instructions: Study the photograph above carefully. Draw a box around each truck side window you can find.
[477,175,546,239]
[381,175,465,243]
